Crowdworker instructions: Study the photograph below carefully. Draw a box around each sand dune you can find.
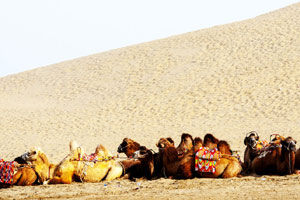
[1,3,300,199]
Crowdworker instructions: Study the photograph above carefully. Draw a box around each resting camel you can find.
[252,136,297,175]
[117,138,141,158]
[157,137,194,179]
[117,138,160,179]
[12,147,57,186]
[243,131,260,174]
[194,138,242,178]
[48,141,123,184]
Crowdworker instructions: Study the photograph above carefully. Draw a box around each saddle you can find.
[195,147,221,173]
[0,158,15,185]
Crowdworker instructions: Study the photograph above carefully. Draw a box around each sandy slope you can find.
[0,3,300,199]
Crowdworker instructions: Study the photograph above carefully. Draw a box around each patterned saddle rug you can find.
[195,147,221,173]
[0,158,15,185]
[80,153,114,162]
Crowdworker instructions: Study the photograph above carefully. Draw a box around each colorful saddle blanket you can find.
[80,153,114,162]
[0,158,15,184]
[81,153,98,162]
[195,147,221,173]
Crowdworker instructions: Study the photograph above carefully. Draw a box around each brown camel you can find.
[12,147,57,186]
[117,138,161,179]
[252,136,297,175]
[157,137,194,179]
[117,138,140,157]
[48,141,123,184]
[243,131,260,174]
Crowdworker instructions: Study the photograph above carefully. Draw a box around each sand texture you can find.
[1,3,300,199]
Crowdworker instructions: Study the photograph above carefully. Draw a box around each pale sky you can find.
[0,0,299,77]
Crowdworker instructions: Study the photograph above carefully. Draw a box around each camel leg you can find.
[222,161,242,178]
[13,168,37,186]
[105,165,123,181]
[48,172,73,184]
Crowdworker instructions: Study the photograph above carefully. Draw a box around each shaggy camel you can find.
[12,148,57,186]
[157,137,194,179]
[243,131,260,174]
[117,138,160,179]
[48,141,123,184]
[117,138,140,157]
[252,136,297,175]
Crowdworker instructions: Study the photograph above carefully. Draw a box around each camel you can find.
[48,141,123,184]
[11,147,57,186]
[157,137,194,179]
[194,138,242,178]
[243,131,260,174]
[117,138,140,158]
[117,138,160,179]
[252,136,297,175]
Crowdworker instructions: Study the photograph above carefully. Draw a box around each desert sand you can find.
[1,2,300,199]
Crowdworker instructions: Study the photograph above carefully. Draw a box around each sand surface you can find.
[1,3,300,199]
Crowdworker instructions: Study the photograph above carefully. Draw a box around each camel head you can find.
[156,138,174,149]
[26,147,49,165]
[244,131,259,148]
[23,147,50,183]
[177,133,194,154]
[117,138,140,157]
[281,137,297,152]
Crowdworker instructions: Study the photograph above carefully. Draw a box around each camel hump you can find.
[69,140,79,151]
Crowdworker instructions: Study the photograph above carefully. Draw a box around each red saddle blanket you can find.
[195,147,221,173]
[0,158,15,184]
